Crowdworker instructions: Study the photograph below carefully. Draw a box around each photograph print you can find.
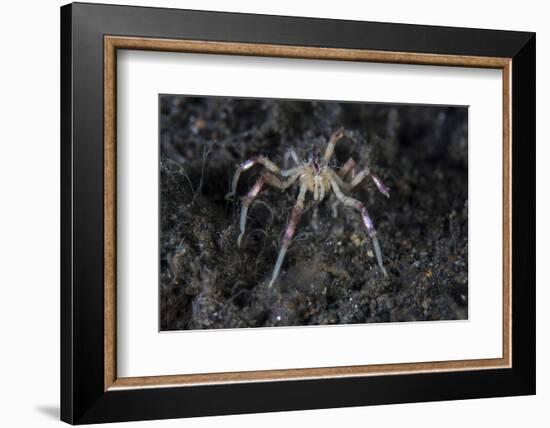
[159,95,468,331]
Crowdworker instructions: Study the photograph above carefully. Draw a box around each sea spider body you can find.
[298,148,331,201]
[226,128,389,287]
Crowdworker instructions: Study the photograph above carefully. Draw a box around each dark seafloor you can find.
[159,96,468,330]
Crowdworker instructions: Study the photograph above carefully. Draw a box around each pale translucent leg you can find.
[225,155,282,200]
[280,165,304,178]
[349,166,390,198]
[312,205,319,231]
[371,236,386,276]
[318,176,325,201]
[313,175,325,201]
[322,127,345,164]
[284,147,300,168]
[339,157,357,179]
[269,183,308,288]
[237,172,299,247]
[331,198,339,218]
[328,168,348,192]
[330,178,387,276]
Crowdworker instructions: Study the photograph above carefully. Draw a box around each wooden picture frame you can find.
[61,2,535,424]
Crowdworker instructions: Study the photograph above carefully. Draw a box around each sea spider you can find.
[226,128,390,287]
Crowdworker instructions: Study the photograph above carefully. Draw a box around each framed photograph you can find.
[60,2,535,424]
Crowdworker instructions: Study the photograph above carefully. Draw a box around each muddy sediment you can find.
[159,96,468,330]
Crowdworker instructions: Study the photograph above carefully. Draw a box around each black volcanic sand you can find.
[159,96,468,330]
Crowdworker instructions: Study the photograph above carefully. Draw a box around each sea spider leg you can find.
[327,169,348,216]
[330,195,339,218]
[237,172,300,247]
[329,168,349,192]
[339,157,357,179]
[322,127,345,164]
[349,166,390,198]
[330,178,387,276]
[283,147,300,168]
[313,175,325,201]
[225,155,281,199]
[269,182,308,288]
[280,165,304,177]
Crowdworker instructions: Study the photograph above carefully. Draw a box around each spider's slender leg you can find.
[283,147,300,168]
[280,165,304,177]
[349,167,390,198]
[339,157,357,180]
[330,178,387,276]
[237,172,299,247]
[313,175,324,201]
[330,196,339,218]
[369,174,390,198]
[318,177,325,201]
[322,127,345,164]
[312,205,319,231]
[226,155,281,200]
[327,169,349,193]
[269,182,308,288]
